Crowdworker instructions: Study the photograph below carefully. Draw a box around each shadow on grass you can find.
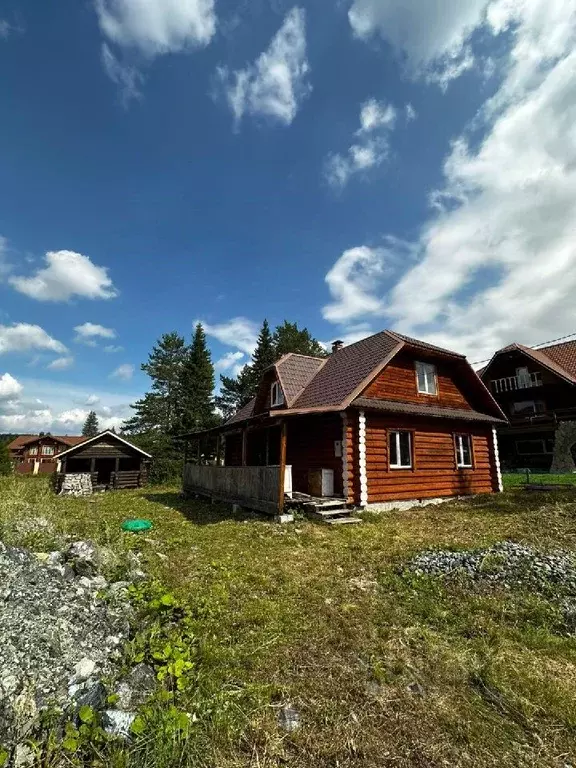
[143,490,274,526]
[462,488,576,515]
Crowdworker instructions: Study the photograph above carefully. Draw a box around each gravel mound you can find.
[0,539,133,749]
[407,541,576,593]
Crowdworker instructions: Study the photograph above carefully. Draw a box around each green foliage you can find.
[178,323,217,434]
[216,365,254,420]
[82,410,100,437]
[273,319,328,358]
[148,457,182,485]
[0,440,12,476]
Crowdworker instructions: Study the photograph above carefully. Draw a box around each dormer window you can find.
[415,361,438,395]
[271,381,284,407]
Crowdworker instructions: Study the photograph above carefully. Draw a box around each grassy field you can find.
[504,472,576,487]
[2,476,576,767]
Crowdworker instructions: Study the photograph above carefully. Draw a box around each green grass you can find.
[503,472,576,487]
[2,475,576,767]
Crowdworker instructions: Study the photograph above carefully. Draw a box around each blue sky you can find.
[0,0,575,432]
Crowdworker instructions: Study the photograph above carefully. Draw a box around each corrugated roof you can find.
[275,354,326,406]
[292,331,402,409]
[352,397,505,423]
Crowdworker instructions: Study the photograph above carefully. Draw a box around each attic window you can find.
[271,381,284,407]
[415,361,438,395]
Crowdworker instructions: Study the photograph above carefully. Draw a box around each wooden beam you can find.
[278,421,287,514]
[241,429,248,467]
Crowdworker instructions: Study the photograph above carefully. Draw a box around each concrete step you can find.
[308,507,350,518]
[324,516,362,525]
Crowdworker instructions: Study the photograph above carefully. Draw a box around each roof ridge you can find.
[278,353,326,361]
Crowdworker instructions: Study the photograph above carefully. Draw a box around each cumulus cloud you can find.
[9,250,118,302]
[47,357,74,371]
[0,373,22,400]
[325,0,576,361]
[85,394,101,405]
[0,324,67,356]
[104,345,123,353]
[111,363,135,380]
[95,0,216,56]
[348,0,489,87]
[323,246,388,323]
[74,322,117,346]
[217,8,310,128]
[325,98,397,188]
[215,351,246,378]
[201,317,259,356]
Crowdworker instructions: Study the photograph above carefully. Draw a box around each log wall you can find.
[286,414,344,496]
[363,413,497,503]
[363,352,473,410]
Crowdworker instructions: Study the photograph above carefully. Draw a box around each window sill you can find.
[389,465,413,470]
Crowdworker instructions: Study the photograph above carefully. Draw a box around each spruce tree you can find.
[273,321,327,358]
[0,440,12,476]
[178,323,216,433]
[250,319,276,382]
[216,365,254,420]
[123,332,187,436]
[82,411,99,437]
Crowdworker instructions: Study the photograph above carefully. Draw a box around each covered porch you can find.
[181,412,346,516]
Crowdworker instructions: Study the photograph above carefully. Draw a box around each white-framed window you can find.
[28,446,38,456]
[454,434,473,468]
[41,445,55,456]
[415,361,438,395]
[270,381,284,407]
[389,431,412,469]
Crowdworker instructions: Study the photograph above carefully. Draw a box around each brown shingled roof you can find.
[292,331,403,410]
[224,397,257,426]
[275,354,326,406]
[537,339,576,380]
[7,434,85,451]
[481,342,576,386]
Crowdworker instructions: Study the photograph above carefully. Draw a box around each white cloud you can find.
[95,0,216,56]
[104,345,124,353]
[74,322,117,346]
[85,394,101,405]
[217,7,310,128]
[0,20,12,38]
[101,43,143,103]
[0,324,68,356]
[405,103,417,121]
[349,0,489,87]
[0,373,22,400]
[215,351,245,371]
[326,0,576,362]
[325,98,397,188]
[111,363,135,380]
[47,356,74,371]
[9,250,118,302]
[0,409,54,432]
[202,317,259,356]
[323,246,387,323]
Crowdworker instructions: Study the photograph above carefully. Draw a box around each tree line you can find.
[121,320,326,478]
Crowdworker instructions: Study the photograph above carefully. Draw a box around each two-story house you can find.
[8,434,86,474]
[181,330,506,520]
[479,340,576,470]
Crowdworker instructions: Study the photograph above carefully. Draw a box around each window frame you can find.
[270,381,284,408]
[28,446,38,456]
[41,445,55,456]
[454,434,473,469]
[415,361,438,396]
[389,430,413,469]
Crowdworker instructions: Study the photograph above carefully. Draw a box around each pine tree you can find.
[273,321,327,358]
[123,332,187,436]
[216,365,254,420]
[251,319,276,383]
[0,440,12,476]
[178,323,217,433]
[82,411,99,437]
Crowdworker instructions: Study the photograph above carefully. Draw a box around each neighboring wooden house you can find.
[182,330,506,519]
[8,434,86,475]
[56,431,151,489]
[479,340,576,470]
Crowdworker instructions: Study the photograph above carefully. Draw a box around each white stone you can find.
[103,709,136,738]
[72,657,96,683]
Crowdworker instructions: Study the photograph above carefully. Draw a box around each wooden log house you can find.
[181,330,507,516]
[56,430,151,490]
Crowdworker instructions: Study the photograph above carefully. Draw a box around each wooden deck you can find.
[182,464,292,515]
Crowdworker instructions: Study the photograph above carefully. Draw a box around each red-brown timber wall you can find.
[363,352,473,410]
[286,413,344,496]
[363,413,498,503]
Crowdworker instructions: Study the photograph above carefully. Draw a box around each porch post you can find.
[241,428,248,467]
[358,411,368,507]
[278,421,287,514]
[90,457,96,475]
[265,429,270,466]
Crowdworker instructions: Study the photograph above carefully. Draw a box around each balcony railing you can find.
[183,464,292,515]
[491,371,543,394]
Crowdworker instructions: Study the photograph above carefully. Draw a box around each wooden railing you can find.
[182,464,292,515]
[491,371,542,393]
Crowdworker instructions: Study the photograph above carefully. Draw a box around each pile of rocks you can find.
[0,538,154,753]
[59,473,93,497]
[407,541,576,593]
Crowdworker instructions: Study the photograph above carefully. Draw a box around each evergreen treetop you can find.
[82,411,100,437]
[178,323,217,433]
